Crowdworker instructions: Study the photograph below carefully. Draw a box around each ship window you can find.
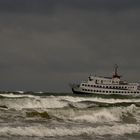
[106,86,108,88]
[106,91,108,93]
[109,91,111,93]
[82,84,84,86]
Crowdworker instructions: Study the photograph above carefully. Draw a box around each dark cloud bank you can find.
[0,0,140,92]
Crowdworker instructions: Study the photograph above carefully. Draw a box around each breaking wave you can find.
[0,93,139,123]
[0,124,139,137]
[47,104,138,123]
[0,94,140,110]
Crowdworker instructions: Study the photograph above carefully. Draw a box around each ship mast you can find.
[113,64,121,78]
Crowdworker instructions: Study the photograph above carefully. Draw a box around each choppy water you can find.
[0,93,140,140]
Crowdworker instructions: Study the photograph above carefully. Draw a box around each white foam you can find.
[0,96,67,110]
[0,94,139,110]
[1,94,140,104]
[15,91,24,94]
[73,109,120,123]
[60,96,140,104]
[0,124,139,137]
[0,93,36,98]
[47,104,138,123]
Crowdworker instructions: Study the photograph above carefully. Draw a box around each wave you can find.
[0,124,139,137]
[0,94,139,130]
[0,94,140,110]
[68,100,140,109]
[0,95,67,110]
[47,104,138,123]
[60,96,140,104]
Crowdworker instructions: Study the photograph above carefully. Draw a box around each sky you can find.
[0,0,140,92]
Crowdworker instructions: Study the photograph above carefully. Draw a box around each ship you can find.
[71,65,140,97]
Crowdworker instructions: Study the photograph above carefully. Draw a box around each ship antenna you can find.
[114,64,118,76]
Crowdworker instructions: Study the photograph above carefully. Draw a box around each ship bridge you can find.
[88,64,122,85]
[88,76,120,85]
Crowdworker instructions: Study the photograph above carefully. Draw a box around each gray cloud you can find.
[0,0,140,13]
[0,0,139,91]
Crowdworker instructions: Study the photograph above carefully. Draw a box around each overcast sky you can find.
[0,0,140,92]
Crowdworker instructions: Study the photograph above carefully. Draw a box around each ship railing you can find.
[128,83,139,86]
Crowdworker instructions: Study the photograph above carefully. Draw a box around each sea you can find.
[0,92,140,140]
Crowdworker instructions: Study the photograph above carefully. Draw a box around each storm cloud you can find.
[0,0,140,92]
